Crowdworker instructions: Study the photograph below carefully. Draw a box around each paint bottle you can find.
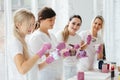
[111,62,116,69]
[77,72,84,80]
[98,59,104,70]
[111,66,115,80]
[102,63,109,73]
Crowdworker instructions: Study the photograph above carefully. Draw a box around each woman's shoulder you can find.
[32,29,43,37]
[11,36,23,56]
[30,29,45,41]
[12,37,22,47]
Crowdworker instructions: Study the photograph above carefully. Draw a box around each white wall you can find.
[68,0,94,32]
[52,0,69,33]
[47,0,94,34]
[34,0,94,34]
[114,0,120,63]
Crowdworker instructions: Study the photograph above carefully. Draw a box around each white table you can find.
[68,69,118,80]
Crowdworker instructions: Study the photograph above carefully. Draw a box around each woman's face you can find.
[40,16,56,30]
[68,18,81,35]
[92,18,103,33]
[19,17,35,35]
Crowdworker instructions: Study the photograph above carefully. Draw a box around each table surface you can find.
[68,69,118,80]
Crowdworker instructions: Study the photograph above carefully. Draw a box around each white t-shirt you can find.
[25,34,40,80]
[29,29,63,76]
[56,31,82,66]
[9,37,26,80]
[9,36,40,80]
[79,30,103,70]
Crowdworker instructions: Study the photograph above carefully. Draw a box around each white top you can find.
[79,30,103,70]
[25,34,40,80]
[9,36,40,80]
[29,29,62,72]
[9,37,27,80]
[56,31,82,66]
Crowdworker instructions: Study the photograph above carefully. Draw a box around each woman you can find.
[10,8,51,80]
[29,7,63,80]
[78,15,104,71]
[56,15,83,80]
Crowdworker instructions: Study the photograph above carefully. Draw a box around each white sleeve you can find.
[29,35,47,64]
[97,35,104,44]
[11,38,23,59]
[55,31,64,42]
[29,35,44,54]
[50,32,59,48]
[79,31,88,41]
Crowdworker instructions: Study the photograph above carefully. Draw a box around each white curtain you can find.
[4,0,12,80]
[114,0,120,64]
[103,0,120,62]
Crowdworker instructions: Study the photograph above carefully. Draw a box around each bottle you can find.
[102,63,109,73]
[111,62,116,69]
[111,66,115,80]
[98,59,104,70]
[77,72,84,80]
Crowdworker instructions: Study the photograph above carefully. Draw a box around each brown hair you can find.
[35,7,56,30]
[62,15,82,42]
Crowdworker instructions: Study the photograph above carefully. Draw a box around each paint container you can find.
[77,72,84,80]
[107,63,110,71]
[98,60,104,70]
[102,63,109,73]
[111,66,115,80]
[111,62,116,69]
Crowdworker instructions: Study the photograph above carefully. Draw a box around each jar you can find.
[111,62,116,69]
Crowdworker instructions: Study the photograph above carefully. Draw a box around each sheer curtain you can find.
[103,0,120,62]
[114,0,120,64]
[4,0,12,80]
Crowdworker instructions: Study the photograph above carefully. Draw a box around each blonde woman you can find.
[10,8,51,80]
[79,15,104,71]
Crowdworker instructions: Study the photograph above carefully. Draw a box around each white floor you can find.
[0,54,5,80]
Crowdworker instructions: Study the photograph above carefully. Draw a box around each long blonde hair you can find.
[13,9,35,60]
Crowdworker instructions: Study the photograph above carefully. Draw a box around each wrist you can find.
[46,56,54,64]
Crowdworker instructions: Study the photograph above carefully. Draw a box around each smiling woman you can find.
[2,0,120,80]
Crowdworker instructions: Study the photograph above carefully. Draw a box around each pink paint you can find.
[77,72,84,80]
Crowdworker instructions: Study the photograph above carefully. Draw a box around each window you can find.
[0,0,5,80]
[12,0,31,10]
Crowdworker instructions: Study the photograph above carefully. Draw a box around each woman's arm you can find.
[118,66,120,71]
[14,53,39,74]
[97,44,104,59]
[80,41,88,50]
[38,61,48,70]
